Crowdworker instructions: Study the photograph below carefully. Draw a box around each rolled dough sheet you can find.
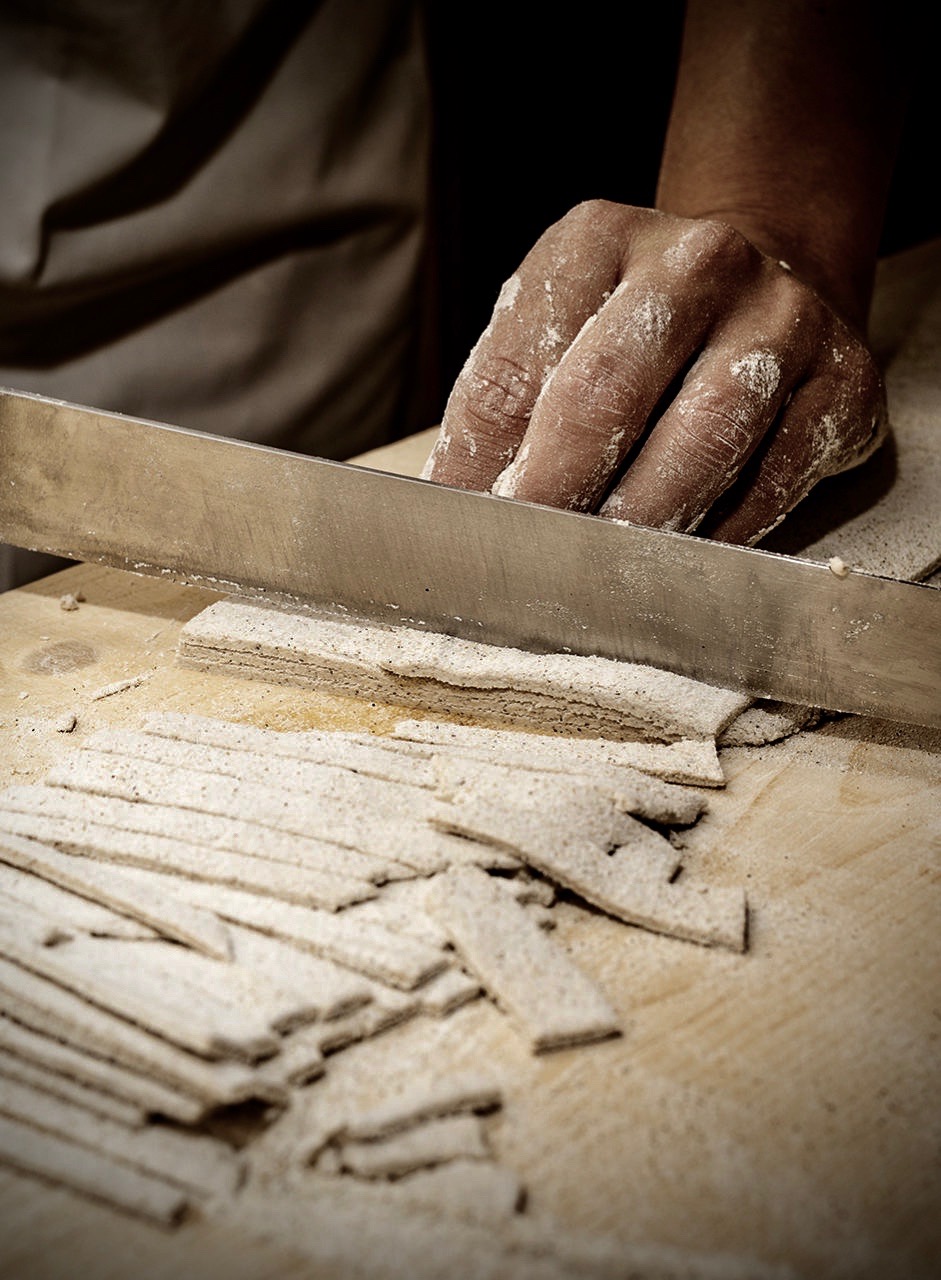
[0,1112,187,1225]
[425,866,621,1052]
[177,600,750,742]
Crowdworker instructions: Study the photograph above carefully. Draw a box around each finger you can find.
[424,204,630,491]
[705,369,887,545]
[491,271,715,511]
[599,339,799,533]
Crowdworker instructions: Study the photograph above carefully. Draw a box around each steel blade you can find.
[1,388,938,727]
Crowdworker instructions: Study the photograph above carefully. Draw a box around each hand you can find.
[422,201,886,544]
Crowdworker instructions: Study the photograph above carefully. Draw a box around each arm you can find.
[424,0,910,544]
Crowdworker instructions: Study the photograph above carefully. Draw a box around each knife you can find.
[1,388,938,729]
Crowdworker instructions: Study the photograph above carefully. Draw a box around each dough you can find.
[143,711,438,789]
[432,779,746,953]
[425,867,621,1052]
[0,802,375,912]
[340,1073,502,1142]
[0,828,231,959]
[0,782,393,885]
[391,718,726,788]
[177,599,751,742]
[0,1015,205,1125]
[0,1074,241,1199]
[337,1114,490,1179]
[0,926,279,1063]
[48,748,449,878]
[0,957,285,1108]
[116,872,448,991]
[0,1113,187,1225]
[0,1048,146,1128]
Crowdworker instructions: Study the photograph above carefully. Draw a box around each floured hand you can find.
[422,201,886,545]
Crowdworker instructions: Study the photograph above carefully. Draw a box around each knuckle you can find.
[552,345,637,424]
[564,198,625,233]
[455,352,538,433]
[694,218,762,278]
[686,403,758,455]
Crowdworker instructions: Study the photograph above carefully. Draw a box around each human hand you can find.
[422,201,886,544]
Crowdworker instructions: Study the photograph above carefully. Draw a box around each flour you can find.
[627,290,673,346]
[730,349,781,402]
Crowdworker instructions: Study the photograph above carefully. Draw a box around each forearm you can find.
[656,0,910,331]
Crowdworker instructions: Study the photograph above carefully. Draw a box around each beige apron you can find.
[0,0,430,588]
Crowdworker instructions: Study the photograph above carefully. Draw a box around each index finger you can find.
[423,203,628,490]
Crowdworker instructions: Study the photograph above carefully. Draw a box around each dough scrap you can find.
[177,600,750,742]
[430,745,705,828]
[425,867,621,1052]
[432,780,746,953]
[433,758,683,881]
[718,701,817,747]
[338,1114,490,1179]
[391,718,725,789]
[341,1073,502,1142]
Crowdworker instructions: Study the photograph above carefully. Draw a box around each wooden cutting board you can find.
[2,237,941,1277]
[1,450,939,1279]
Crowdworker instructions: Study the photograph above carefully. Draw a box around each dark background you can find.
[421,3,938,421]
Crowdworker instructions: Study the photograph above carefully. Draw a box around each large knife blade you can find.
[1,388,938,728]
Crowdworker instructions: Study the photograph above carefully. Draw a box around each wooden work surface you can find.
[0,410,939,1279]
